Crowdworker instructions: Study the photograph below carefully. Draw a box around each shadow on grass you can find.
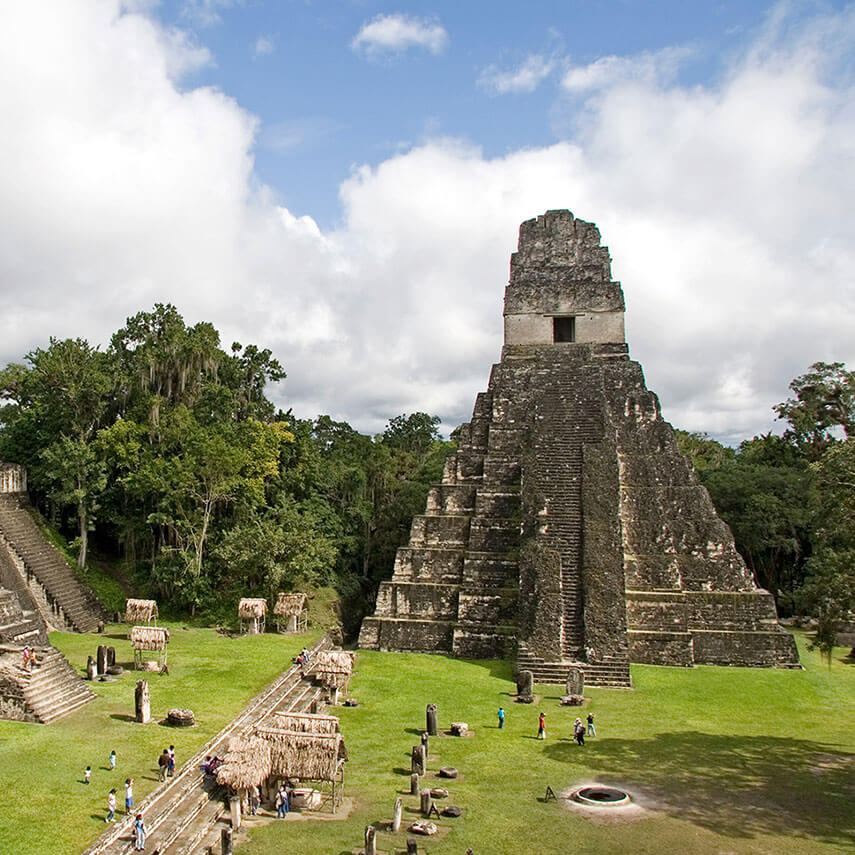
[392,767,411,776]
[546,731,855,847]
[455,657,515,681]
[109,714,135,722]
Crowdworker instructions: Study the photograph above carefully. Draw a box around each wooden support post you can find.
[545,785,556,801]
[230,795,241,830]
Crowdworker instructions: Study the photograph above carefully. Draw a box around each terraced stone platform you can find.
[360,210,799,681]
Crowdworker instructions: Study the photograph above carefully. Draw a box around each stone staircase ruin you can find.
[0,641,95,724]
[359,210,800,684]
[0,479,105,633]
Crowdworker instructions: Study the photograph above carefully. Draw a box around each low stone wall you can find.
[692,629,800,666]
[358,617,454,652]
[627,629,694,666]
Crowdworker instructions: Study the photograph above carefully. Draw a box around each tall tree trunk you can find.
[78,505,88,569]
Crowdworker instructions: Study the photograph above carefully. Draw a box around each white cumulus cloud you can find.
[562,46,692,93]
[1,1,854,446]
[351,13,448,59]
[478,54,556,94]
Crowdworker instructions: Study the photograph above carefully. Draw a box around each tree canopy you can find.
[0,305,454,626]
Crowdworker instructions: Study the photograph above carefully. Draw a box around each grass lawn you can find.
[238,631,854,855]
[0,623,319,855]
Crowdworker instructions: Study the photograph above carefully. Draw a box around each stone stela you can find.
[358,210,799,682]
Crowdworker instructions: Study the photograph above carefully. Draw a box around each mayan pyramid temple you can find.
[358,210,799,684]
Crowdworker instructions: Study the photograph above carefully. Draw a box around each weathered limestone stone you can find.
[106,646,116,667]
[221,827,234,855]
[426,703,438,736]
[411,744,426,776]
[392,797,403,832]
[134,679,150,724]
[516,670,533,700]
[438,766,458,779]
[442,805,462,817]
[410,773,420,795]
[86,656,97,681]
[565,667,583,697]
[359,210,799,679]
[167,708,195,727]
[96,645,108,675]
[419,789,432,817]
[364,825,377,855]
[450,722,468,736]
[407,838,418,855]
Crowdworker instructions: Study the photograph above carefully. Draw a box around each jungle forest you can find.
[0,304,853,644]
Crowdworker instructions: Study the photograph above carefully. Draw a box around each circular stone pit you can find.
[572,785,631,808]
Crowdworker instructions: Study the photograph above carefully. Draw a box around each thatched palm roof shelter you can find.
[238,598,267,635]
[273,592,308,633]
[130,625,170,670]
[271,711,341,734]
[313,650,354,696]
[216,716,348,811]
[216,736,272,791]
[124,599,158,626]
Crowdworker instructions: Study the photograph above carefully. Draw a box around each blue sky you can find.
[0,1,853,441]
[158,0,787,227]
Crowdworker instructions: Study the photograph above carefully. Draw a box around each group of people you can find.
[103,777,145,849]
[201,755,222,775]
[157,746,176,781]
[21,645,38,670]
[89,744,179,851]
[496,707,597,743]
[573,714,595,744]
[294,647,311,668]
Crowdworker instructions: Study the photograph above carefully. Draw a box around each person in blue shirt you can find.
[497,707,505,729]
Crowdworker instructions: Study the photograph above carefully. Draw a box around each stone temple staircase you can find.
[0,646,95,723]
[0,494,104,633]
[517,642,632,688]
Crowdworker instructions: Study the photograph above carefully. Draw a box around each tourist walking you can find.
[275,784,289,818]
[250,785,260,815]
[125,778,134,814]
[133,812,146,850]
[574,718,585,745]
[105,788,117,822]
[497,707,505,729]
[537,712,546,739]
[84,766,91,784]
[158,749,169,782]
[109,749,117,770]
[167,744,175,777]
[587,712,596,737]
